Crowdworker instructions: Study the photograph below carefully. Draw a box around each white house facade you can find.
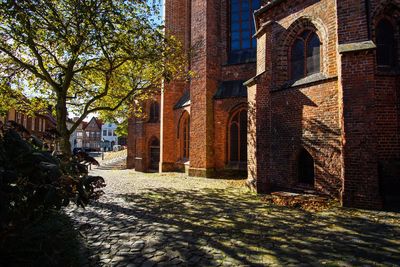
[101,122,118,151]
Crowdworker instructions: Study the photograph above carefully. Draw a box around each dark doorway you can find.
[298,148,315,185]
[379,160,400,211]
[149,138,160,171]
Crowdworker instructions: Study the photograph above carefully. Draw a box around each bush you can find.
[0,121,105,232]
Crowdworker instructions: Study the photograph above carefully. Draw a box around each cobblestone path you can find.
[66,168,400,267]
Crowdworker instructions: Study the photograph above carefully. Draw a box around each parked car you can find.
[113,145,122,152]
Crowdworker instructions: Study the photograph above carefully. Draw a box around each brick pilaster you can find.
[188,0,221,177]
[247,23,273,193]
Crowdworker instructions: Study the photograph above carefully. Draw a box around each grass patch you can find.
[0,211,84,267]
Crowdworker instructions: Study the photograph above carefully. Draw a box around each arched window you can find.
[291,30,321,80]
[229,0,260,64]
[228,108,247,167]
[376,19,397,68]
[149,138,160,171]
[180,113,190,160]
[298,148,315,185]
[149,102,160,123]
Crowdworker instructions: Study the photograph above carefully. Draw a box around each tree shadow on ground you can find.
[0,211,88,267]
[68,187,400,266]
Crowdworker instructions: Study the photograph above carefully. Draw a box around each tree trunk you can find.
[56,94,72,157]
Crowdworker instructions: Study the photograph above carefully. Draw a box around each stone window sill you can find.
[274,73,337,91]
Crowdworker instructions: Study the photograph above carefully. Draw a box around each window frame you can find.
[227,0,260,64]
[375,18,398,70]
[149,102,160,123]
[289,29,322,81]
[179,112,190,161]
[227,107,247,168]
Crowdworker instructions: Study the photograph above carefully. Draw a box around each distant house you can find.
[82,117,102,151]
[2,108,56,139]
[101,122,118,151]
[73,120,87,149]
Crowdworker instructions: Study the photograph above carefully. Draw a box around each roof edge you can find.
[254,0,286,17]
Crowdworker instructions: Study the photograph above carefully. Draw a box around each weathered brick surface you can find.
[251,0,399,208]
[162,0,256,176]
[127,96,161,172]
[128,0,399,209]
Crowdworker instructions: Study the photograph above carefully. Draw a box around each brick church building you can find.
[128,0,399,209]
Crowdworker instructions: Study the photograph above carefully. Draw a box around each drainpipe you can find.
[365,0,372,40]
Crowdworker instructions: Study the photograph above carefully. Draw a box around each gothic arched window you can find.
[376,19,397,68]
[228,108,247,167]
[229,0,260,64]
[298,148,315,185]
[180,113,190,160]
[291,30,321,80]
[149,102,160,123]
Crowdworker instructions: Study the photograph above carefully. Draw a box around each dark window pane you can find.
[301,30,311,40]
[242,30,251,39]
[232,31,240,40]
[306,32,320,75]
[187,118,190,158]
[242,39,251,49]
[239,110,247,162]
[231,3,240,12]
[149,102,159,122]
[241,1,249,9]
[231,22,240,31]
[241,12,250,21]
[230,123,239,162]
[231,11,240,21]
[229,0,260,59]
[183,118,189,159]
[291,38,305,80]
[241,19,250,27]
[376,19,396,67]
[252,0,260,9]
[231,41,240,50]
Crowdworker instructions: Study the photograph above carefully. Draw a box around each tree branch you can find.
[0,47,52,84]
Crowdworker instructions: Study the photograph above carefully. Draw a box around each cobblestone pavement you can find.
[66,168,400,267]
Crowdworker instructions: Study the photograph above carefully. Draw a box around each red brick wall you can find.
[339,50,381,209]
[127,97,161,172]
[252,0,399,208]
[213,98,248,172]
[162,0,255,176]
[251,0,342,196]
[374,75,400,160]
[161,0,189,171]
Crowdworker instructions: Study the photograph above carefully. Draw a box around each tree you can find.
[0,0,187,155]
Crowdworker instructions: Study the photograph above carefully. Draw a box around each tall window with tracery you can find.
[376,18,397,68]
[290,30,321,80]
[149,102,160,122]
[228,108,247,167]
[229,0,260,63]
[181,114,190,160]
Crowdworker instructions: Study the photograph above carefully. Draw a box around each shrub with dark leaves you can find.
[0,121,105,232]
